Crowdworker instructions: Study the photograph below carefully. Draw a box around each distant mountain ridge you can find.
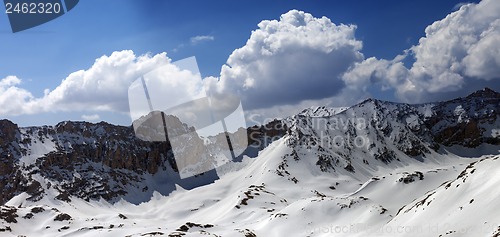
[0,88,498,205]
[0,88,499,236]
[279,87,499,179]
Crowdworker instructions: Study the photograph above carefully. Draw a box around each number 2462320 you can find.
[5,2,62,14]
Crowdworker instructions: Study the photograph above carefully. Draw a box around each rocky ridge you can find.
[0,88,498,206]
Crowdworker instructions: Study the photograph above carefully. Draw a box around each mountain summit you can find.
[466,87,500,98]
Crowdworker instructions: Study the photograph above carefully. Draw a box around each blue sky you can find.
[1,0,471,80]
[2,0,499,126]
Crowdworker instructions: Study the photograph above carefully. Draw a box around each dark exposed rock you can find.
[175,222,214,232]
[0,206,18,223]
[427,88,500,147]
[398,171,424,184]
[374,147,396,163]
[23,213,34,219]
[344,163,355,173]
[30,206,45,213]
[54,213,72,221]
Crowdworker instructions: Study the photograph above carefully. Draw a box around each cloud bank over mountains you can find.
[0,51,205,118]
[343,0,500,102]
[0,0,499,123]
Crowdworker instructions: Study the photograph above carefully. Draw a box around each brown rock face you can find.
[1,112,239,205]
[0,120,25,205]
[247,119,287,148]
[49,121,173,173]
[0,120,177,205]
[0,119,18,146]
[434,120,483,147]
[428,88,500,147]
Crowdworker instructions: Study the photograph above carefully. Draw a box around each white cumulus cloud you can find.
[343,0,500,103]
[0,76,35,116]
[0,50,205,121]
[210,9,364,111]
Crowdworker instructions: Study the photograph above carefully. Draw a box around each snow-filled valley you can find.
[0,88,499,237]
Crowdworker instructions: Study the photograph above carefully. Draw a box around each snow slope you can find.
[1,137,498,237]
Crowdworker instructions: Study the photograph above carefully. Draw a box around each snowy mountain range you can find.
[0,88,499,236]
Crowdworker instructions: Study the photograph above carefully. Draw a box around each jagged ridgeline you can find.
[0,114,286,205]
[0,88,498,206]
